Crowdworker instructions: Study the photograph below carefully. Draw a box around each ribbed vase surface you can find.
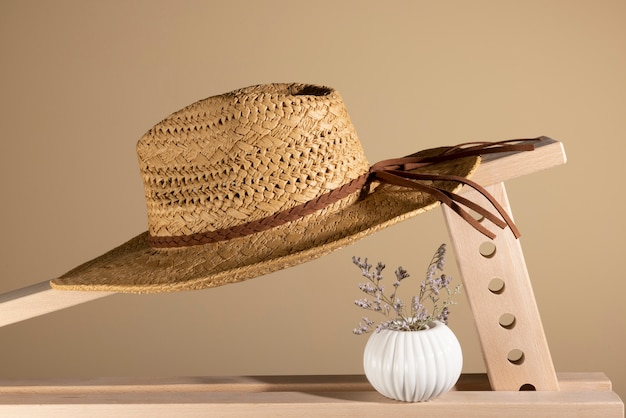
[363,321,463,402]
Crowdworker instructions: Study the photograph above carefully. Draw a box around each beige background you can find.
[1,0,625,401]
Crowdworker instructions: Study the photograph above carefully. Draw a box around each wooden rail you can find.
[0,373,622,417]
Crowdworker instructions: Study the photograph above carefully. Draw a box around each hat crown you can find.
[136,83,370,238]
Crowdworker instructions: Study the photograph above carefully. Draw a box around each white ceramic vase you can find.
[363,320,463,402]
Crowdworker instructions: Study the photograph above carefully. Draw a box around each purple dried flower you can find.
[374,262,385,279]
[441,274,451,288]
[354,299,371,309]
[358,282,377,295]
[439,306,450,324]
[353,317,375,334]
[393,298,404,313]
[352,243,460,334]
[395,266,409,281]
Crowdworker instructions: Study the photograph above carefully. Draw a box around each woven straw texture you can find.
[51,83,478,293]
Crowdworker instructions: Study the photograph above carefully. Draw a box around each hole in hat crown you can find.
[291,85,332,96]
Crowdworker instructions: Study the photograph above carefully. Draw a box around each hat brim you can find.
[50,153,479,293]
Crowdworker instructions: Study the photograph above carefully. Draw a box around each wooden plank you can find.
[0,373,622,418]
[0,281,113,328]
[443,182,559,391]
[0,373,613,394]
[469,136,566,186]
[0,137,566,328]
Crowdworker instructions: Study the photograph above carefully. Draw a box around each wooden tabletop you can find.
[0,373,622,417]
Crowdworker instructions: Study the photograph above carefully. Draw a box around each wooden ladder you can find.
[0,137,623,417]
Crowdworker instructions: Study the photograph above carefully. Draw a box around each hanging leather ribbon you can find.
[149,138,541,248]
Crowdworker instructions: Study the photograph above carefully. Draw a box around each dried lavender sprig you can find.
[352,257,411,325]
[353,317,375,335]
[352,244,460,333]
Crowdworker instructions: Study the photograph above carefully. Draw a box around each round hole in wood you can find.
[479,241,497,258]
[507,349,525,365]
[499,313,516,329]
[488,277,505,294]
[519,383,536,391]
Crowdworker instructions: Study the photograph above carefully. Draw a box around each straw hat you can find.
[50,83,532,293]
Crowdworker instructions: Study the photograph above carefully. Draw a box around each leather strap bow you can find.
[149,138,540,248]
